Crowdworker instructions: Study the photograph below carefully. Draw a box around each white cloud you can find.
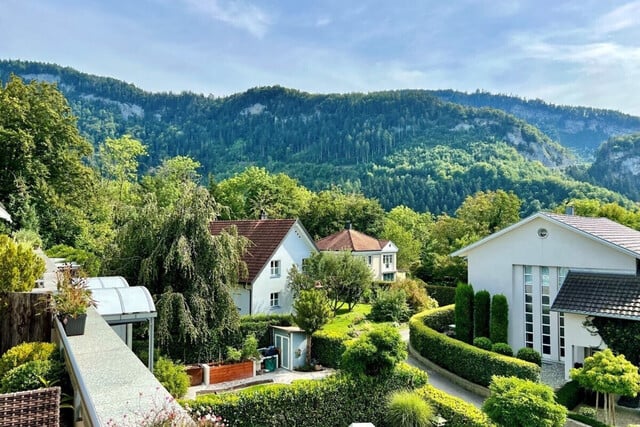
[597,1,640,34]
[182,0,271,38]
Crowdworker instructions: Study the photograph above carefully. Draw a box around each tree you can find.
[141,156,201,209]
[483,376,567,427]
[455,190,521,239]
[490,294,509,344]
[341,325,407,376]
[106,184,249,362]
[454,283,474,344]
[474,290,491,338]
[570,348,640,425]
[287,251,372,313]
[381,205,433,272]
[292,289,332,366]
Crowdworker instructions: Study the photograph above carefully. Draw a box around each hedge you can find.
[425,285,456,306]
[567,412,610,427]
[182,363,429,427]
[555,380,584,410]
[416,384,494,426]
[473,290,491,339]
[237,314,293,349]
[455,283,474,344]
[490,294,509,344]
[410,305,540,387]
[312,330,349,368]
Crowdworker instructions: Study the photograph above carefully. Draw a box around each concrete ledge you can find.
[408,342,491,398]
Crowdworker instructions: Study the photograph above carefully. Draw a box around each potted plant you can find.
[50,265,96,336]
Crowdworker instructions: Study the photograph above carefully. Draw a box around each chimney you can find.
[345,221,352,230]
[259,210,268,220]
[565,205,575,216]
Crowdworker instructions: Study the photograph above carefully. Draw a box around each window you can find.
[367,256,372,266]
[270,260,281,277]
[541,266,551,355]
[270,292,279,307]
[383,273,395,282]
[524,266,534,349]
[557,267,568,358]
[383,254,393,268]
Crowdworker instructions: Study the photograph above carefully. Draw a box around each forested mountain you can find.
[433,90,640,157]
[0,60,634,215]
[588,133,640,201]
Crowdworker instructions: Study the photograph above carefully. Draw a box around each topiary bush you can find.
[555,380,584,410]
[454,283,474,344]
[312,330,348,368]
[416,384,494,426]
[183,363,428,427]
[369,288,411,322]
[490,294,508,344]
[154,357,190,399]
[409,305,540,387]
[425,285,456,306]
[0,342,58,378]
[1,359,64,393]
[342,325,407,376]
[386,390,434,427]
[491,342,513,357]
[517,347,542,366]
[473,337,492,351]
[473,290,491,338]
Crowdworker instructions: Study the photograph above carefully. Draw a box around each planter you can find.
[185,365,204,386]
[208,360,254,384]
[60,313,87,336]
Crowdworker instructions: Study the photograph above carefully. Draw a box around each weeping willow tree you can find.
[108,184,249,362]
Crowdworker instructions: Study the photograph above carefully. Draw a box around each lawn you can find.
[319,303,377,335]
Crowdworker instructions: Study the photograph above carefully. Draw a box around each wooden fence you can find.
[0,292,52,354]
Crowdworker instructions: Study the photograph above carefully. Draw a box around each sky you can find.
[2,0,640,115]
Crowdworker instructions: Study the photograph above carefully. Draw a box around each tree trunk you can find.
[0,292,52,354]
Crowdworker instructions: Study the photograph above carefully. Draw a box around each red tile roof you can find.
[316,229,387,251]
[209,219,297,284]
[544,213,640,256]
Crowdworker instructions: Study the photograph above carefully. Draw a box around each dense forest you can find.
[0,59,637,215]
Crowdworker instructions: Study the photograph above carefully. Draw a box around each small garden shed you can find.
[272,326,307,370]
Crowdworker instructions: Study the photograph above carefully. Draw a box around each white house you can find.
[452,211,640,379]
[315,225,398,282]
[209,219,317,315]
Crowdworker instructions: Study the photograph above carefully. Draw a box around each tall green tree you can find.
[106,184,249,362]
[292,289,332,366]
[381,206,433,272]
[454,283,474,344]
[141,156,201,209]
[0,75,95,246]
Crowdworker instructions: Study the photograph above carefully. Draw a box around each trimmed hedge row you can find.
[567,412,609,427]
[410,305,540,387]
[183,363,429,427]
[238,314,293,349]
[416,384,494,426]
[425,285,456,306]
[311,330,349,368]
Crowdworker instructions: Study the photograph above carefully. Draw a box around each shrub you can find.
[1,359,64,393]
[555,380,584,410]
[473,290,491,338]
[491,342,513,357]
[236,314,293,349]
[183,363,428,427]
[410,305,539,387]
[225,347,242,363]
[483,376,567,427]
[473,337,492,351]
[0,234,45,294]
[342,325,407,376]
[390,278,438,314]
[416,384,493,426]
[0,342,58,378]
[312,330,348,368]
[567,412,610,427]
[13,229,42,249]
[425,285,456,306]
[153,357,189,399]
[369,288,410,322]
[240,334,261,361]
[454,283,474,344]
[490,294,508,344]
[386,391,434,427]
[517,347,542,366]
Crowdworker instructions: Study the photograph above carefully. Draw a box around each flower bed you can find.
[208,361,254,384]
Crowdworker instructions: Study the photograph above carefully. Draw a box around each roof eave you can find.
[551,307,640,321]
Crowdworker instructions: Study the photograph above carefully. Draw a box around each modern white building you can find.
[316,225,398,282]
[453,211,640,379]
[209,219,317,315]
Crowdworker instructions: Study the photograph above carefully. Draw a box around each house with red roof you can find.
[316,224,398,282]
[453,210,640,379]
[209,219,317,315]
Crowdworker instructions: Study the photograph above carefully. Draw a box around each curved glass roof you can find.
[86,276,129,289]
[87,276,156,324]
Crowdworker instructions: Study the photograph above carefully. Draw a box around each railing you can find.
[54,316,101,426]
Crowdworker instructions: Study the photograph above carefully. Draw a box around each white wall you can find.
[231,287,251,316]
[251,223,316,314]
[465,216,635,362]
[563,313,606,378]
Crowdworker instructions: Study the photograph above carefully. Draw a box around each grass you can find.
[320,303,372,335]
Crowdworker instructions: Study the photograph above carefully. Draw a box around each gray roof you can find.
[551,271,640,320]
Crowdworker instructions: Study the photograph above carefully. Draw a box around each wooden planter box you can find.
[185,365,203,386]
[208,360,254,384]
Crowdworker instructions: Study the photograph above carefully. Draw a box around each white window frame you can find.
[270,292,279,307]
[270,260,281,277]
[383,254,393,268]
